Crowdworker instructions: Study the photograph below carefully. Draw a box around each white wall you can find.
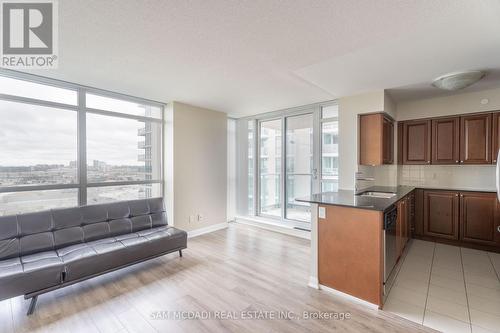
[396,87,500,121]
[167,102,227,232]
[338,90,385,190]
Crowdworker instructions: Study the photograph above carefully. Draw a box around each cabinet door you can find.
[359,113,383,166]
[383,117,394,164]
[492,112,500,164]
[460,192,500,246]
[405,195,412,245]
[432,117,460,164]
[396,199,405,258]
[397,122,403,165]
[460,114,492,164]
[403,120,431,164]
[423,190,459,240]
[414,189,424,236]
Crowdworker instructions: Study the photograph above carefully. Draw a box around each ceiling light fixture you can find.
[431,70,485,91]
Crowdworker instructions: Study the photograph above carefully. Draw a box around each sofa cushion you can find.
[0,251,63,301]
[57,226,186,282]
[0,216,20,261]
[57,237,129,282]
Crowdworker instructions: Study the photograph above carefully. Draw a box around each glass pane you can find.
[86,93,162,119]
[0,189,78,216]
[0,76,77,105]
[322,104,339,119]
[321,118,339,192]
[87,184,161,204]
[259,119,281,217]
[0,100,78,187]
[322,121,339,178]
[247,120,254,215]
[321,181,338,192]
[86,113,162,183]
[286,174,312,221]
[285,114,313,222]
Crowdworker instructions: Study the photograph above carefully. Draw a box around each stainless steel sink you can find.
[358,191,396,199]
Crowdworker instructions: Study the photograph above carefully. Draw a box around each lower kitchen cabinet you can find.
[460,192,500,246]
[416,189,500,251]
[396,194,412,259]
[423,190,459,240]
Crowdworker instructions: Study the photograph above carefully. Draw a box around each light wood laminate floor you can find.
[0,223,436,333]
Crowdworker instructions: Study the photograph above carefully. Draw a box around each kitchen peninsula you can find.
[297,186,415,308]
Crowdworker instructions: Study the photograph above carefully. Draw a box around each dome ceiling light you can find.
[431,71,485,91]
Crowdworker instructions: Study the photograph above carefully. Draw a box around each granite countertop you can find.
[296,186,415,212]
[412,186,496,193]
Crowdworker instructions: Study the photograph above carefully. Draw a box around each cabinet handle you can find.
[460,160,464,163]
[497,226,500,233]
[427,161,431,164]
[455,160,459,163]
[455,194,459,197]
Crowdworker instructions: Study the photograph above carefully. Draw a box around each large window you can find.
[239,101,338,227]
[259,119,282,217]
[0,72,163,216]
[321,105,339,192]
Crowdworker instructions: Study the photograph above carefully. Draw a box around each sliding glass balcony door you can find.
[259,119,282,217]
[285,114,314,222]
[257,110,320,227]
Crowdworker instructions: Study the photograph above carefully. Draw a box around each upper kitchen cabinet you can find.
[460,113,491,164]
[432,117,460,164]
[401,119,431,164]
[492,112,500,163]
[359,113,394,166]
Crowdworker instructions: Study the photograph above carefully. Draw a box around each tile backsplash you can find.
[356,164,496,191]
[398,165,496,190]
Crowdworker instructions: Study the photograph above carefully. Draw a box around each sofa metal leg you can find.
[27,295,38,316]
[179,249,183,257]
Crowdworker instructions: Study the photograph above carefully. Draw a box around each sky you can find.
[0,82,160,166]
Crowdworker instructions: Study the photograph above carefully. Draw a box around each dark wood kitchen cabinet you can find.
[396,194,412,259]
[432,117,460,164]
[359,113,394,165]
[414,189,424,236]
[383,117,394,164]
[397,122,404,165]
[460,113,492,164]
[492,112,500,163]
[423,190,459,240]
[396,198,405,257]
[402,119,431,164]
[460,192,500,246]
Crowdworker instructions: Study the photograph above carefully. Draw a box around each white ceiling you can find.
[22,0,500,117]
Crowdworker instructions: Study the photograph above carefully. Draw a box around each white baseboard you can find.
[308,276,319,289]
[235,216,310,240]
[187,222,229,238]
[319,284,379,310]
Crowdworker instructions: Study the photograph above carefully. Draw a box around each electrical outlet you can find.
[197,214,204,222]
[318,207,326,219]
[189,215,196,223]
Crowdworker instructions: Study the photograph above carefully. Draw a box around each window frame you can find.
[0,69,165,210]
